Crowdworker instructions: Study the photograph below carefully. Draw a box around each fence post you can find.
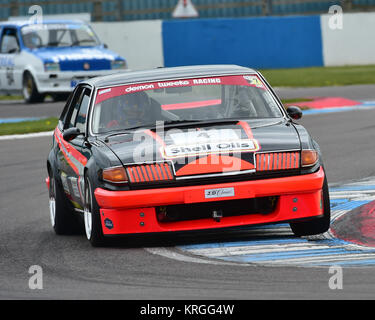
[116,0,124,21]
[10,0,19,17]
[262,0,272,16]
[92,1,103,21]
[343,0,353,10]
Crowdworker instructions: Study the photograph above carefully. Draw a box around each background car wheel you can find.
[49,172,81,235]
[22,72,45,103]
[290,176,331,237]
[84,177,106,247]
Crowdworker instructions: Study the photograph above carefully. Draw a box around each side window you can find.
[0,28,19,54]
[59,90,75,126]
[65,87,85,129]
[75,89,91,133]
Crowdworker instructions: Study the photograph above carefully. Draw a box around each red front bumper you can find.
[94,167,325,235]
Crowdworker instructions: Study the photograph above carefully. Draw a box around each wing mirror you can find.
[286,106,303,120]
[63,127,83,141]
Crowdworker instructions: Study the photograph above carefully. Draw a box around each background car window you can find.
[0,28,19,53]
[75,89,91,133]
[21,24,99,48]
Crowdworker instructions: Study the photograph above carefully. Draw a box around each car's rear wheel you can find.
[290,176,331,237]
[84,177,106,247]
[23,72,45,103]
[49,172,81,235]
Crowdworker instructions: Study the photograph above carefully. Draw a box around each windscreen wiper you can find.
[103,119,243,141]
[102,123,156,141]
[162,119,240,127]
[103,121,201,141]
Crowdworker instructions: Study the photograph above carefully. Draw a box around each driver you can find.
[231,86,257,118]
[116,92,149,127]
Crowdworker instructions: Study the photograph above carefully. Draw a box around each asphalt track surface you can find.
[1,87,375,299]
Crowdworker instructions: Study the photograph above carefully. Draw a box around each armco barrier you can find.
[321,12,375,67]
[162,16,324,69]
[92,20,164,70]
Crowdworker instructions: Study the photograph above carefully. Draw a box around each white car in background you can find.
[0,19,127,103]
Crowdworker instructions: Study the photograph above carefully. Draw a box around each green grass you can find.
[261,65,375,87]
[0,117,58,136]
[281,98,313,104]
[0,95,23,101]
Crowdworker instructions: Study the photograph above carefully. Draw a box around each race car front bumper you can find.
[35,70,121,93]
[94,167,326,236]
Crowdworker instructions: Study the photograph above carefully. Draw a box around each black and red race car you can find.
[46,65,330,246]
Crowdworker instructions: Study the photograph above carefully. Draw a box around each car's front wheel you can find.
[84,177,106,247]
[290,176,331,237]
[22,72,45,103]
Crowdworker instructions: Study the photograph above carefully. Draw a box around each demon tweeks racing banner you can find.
[95,75,266,104]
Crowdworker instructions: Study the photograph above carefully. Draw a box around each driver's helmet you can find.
[117,92,149,127]
[231,86,257,117]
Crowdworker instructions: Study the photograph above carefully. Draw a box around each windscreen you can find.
[21,23,99,49]
[91,75,284,134]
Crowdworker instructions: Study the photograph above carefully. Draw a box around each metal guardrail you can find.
[1,0,375,22]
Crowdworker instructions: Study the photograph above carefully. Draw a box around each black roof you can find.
[86,65,257,88]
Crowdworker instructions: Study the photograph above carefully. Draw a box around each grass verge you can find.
[261,65,375,87]
[0,95,23,101]
[0,117,58,136]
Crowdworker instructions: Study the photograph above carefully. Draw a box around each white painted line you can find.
[145,247,239,266]
[187,243,334,257]
[0,131,54,141]
[266,253,375,266]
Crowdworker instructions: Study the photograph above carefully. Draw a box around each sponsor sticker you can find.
[205,187,235,199]
[162,139,259,159]
[104,218,114,229]
[94,75,263,104]
[170,129,240,145]
[99,88,112,95]
[243,75,265,89]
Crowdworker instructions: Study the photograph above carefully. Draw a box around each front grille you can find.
[156,196,278,223]
[126,163,174,183]
[256,151,300,171]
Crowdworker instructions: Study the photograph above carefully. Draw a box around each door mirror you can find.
[286,106,303,120]
[63,127,83,141]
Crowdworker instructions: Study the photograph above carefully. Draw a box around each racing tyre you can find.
[84,177,106,247]
[23,72,45,103]
[49,172,81,235]
[290,176,331,237]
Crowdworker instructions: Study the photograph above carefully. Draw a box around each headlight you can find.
[111,60,126,70]
[102,166,128,184]
[44,62,60,72]
[301,150,319,167]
